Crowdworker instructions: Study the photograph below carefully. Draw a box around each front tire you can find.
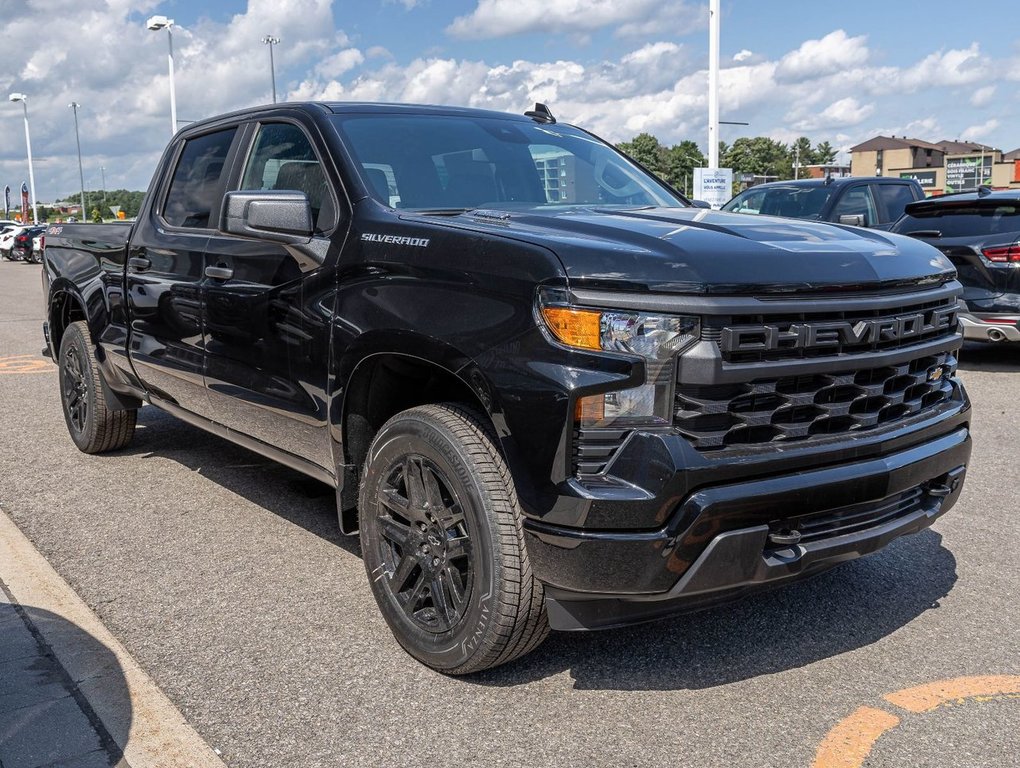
[359,403,548,674]
[58,321,137,453]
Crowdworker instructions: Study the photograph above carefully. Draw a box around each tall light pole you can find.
[69,102,88,223]
[147,15,177,135]
[101,166,108,211]
[262,35,280,103]
[708,0,720,169]
[9,93,38,224]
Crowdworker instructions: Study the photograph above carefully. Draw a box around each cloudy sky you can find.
[1,0,1017,200]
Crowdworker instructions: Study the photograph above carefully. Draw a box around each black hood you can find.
[407,206,957,295]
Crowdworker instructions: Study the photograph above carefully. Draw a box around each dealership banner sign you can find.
[945,156,992,193]
[899,171,938,188]
[694,168,734,210]
[20,182,28,222]
[3,185,9,217]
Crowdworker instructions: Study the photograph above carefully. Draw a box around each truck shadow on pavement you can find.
[478,529,956,690]
[0,603,129,767]
[126,407,359,557]
[122,407,956,692]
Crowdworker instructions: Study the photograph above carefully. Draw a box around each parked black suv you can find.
[41,102,971,673]
[723,176,925,230]
[891,189,1020,343]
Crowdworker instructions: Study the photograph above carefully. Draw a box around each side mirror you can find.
[220,190,313,244]
[691,199,713,209]
[838,213,866,227]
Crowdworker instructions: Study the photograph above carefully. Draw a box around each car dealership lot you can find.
[0,259,1017,767]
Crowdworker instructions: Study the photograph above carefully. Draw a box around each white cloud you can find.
[775,30,870,82]
[970,84,996,107]
[960,118,1000,142]
[790,97,874,132]
[446,0,703,40]
[900,43,990,89]
[733,49,753,62]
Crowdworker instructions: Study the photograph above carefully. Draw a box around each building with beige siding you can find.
[850,136,1020,195]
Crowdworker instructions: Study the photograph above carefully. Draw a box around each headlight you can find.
[539,296,699,428]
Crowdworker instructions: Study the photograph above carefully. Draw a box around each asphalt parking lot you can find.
[1,258,1017,767]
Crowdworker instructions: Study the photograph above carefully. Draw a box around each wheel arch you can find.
[333,339,510,533]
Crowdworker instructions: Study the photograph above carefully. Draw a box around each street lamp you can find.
[9,93,38,224]
[147,15,177,135]
[261,35,280,104]
[101,166,108,212]
[68,102,87,223]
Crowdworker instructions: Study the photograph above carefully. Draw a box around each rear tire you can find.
[359,403,548,674]
[58,321,136,453]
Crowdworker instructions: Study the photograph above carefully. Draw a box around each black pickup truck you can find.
[42,102,971,674]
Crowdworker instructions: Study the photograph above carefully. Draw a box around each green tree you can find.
[664,140,705,195]
[791,136,813,176]
[722,137,793,180]
[814,140,837,164]
[616,133,668,180]
[60,189,145,218]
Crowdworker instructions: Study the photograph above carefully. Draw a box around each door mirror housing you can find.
[691,199,713,209]
[838,213,866,227]
[220,190,313,243]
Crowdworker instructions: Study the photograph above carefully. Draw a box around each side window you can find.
[875,184,917,223]
[833,186,879,226]
[163,128,236,229]
[240,123,336,234]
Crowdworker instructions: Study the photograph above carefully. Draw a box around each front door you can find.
[126,126,239,416]
[203,120,342,471]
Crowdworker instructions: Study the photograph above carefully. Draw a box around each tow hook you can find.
[767,529,802,547]
[925,483,952,498]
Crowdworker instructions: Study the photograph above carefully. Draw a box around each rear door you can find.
[126,126,241,416]
[202,118,344,470]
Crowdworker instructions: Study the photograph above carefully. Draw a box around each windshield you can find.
[330,114,684,211]
[895,203,1020,238]
[723,185,834,219]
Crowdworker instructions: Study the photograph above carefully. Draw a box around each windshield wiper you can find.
[906,230,942,238]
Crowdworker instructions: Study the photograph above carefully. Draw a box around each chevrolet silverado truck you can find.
[42,102,971,674]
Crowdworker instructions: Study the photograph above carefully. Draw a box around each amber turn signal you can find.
[540,306,602,351]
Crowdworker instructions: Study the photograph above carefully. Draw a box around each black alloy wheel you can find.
[359,403,548,674]
[62,345,89,435]
[57,321,137,453]
[376,455,473,633]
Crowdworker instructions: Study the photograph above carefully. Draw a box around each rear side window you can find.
[163,128,236,229]
[874,184,917,222]
[896,204,1020,238]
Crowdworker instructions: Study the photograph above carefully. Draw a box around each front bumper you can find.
[527,424,971,631]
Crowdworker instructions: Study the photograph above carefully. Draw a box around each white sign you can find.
[694,167,733,209]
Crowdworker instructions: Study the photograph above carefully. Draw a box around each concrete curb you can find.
[0,506,229,768]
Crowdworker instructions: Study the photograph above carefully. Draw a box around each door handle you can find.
[127,256,151,272]
[205,265,233,280]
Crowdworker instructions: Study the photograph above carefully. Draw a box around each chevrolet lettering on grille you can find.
[719,306,958,353]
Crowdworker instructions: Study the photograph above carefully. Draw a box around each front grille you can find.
[710,294,958,364]
[767,487,926,547]
[675,352,957,451]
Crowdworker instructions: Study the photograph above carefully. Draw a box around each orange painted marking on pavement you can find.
[883,675,1020,714]
[0,354,52,374]
[811,706,900,768]
[813,675,1020,768]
